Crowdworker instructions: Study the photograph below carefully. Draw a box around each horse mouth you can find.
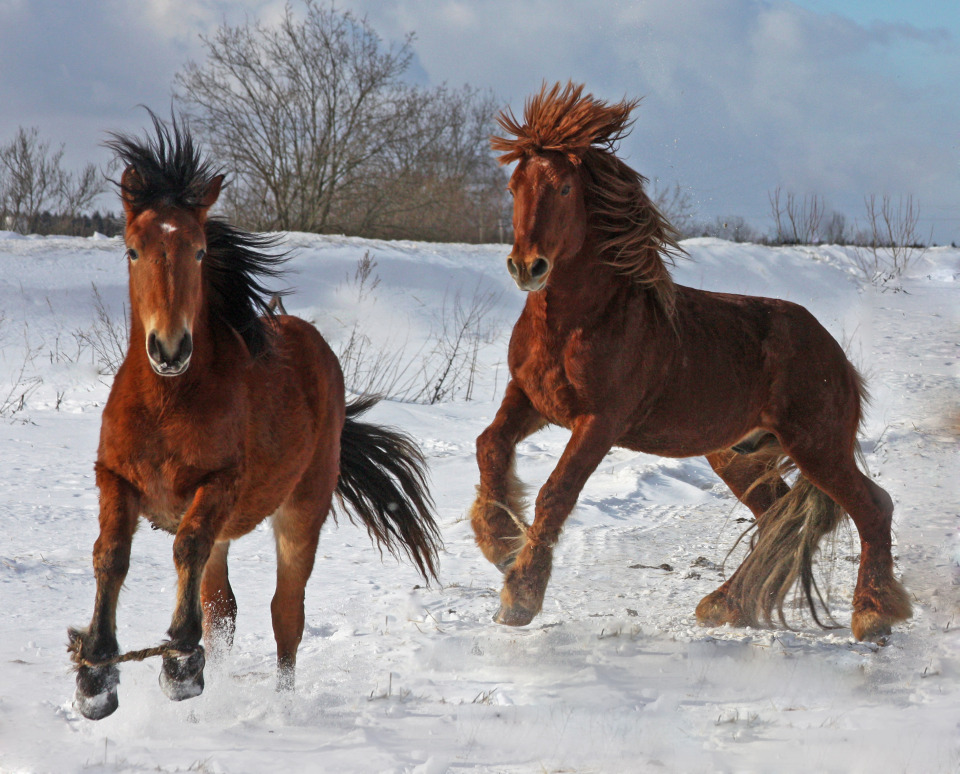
[514,276,548,292]
[149,358,191,377]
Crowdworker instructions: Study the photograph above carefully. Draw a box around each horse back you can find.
[507,283,858,457]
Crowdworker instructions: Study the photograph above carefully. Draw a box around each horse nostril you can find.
[530,258,550,279]
[147,331,162,363]
[177,332,193,364]
[506,258,519,277]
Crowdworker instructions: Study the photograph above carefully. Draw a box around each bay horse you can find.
[470,82,911,642]
[68,115,441,720]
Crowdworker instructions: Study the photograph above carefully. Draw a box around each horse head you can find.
[506,151,588,292]
[120,165,223,377]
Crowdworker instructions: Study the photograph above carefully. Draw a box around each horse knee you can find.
[172,529,213,571]
[476,426,508,472]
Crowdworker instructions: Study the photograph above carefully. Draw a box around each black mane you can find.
[106,112,287,357]
[106,111,220,212]
[204,219,287,357]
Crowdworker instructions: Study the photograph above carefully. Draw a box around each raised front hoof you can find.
[159,647,205,702]
[695,589,748,628]
[74,664,120,720]
[494,602,537,627]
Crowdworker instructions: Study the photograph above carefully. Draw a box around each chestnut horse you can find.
[470,83,911,642]
[68,116,441,720]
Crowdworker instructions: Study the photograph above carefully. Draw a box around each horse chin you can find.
[149,358,191,377]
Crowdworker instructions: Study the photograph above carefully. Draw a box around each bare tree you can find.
[853,194,929,282]
[0,127,103,235]
[333,85,506,241]
[820,210,850,245]
[174,1,505,240]
[768,187,825,244]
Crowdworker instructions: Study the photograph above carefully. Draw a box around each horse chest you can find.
[511,329,590,426]
[100,395,242,532]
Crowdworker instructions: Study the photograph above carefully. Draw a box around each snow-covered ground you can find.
[1,231,957,773]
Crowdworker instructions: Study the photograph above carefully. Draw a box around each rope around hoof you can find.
[69,642,196,669]
[489,500,557,549]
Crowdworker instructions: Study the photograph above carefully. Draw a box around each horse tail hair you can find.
[336,396,442,582]
[726,440,847,629]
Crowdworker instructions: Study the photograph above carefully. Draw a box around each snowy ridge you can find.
[1,233,958,772]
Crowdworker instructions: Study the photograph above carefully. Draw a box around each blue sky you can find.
[1,0,957,242]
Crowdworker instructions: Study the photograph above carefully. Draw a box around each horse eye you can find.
[195,249,206,262]
[126,248,138,262]
[507,188,515,198]
[561,184,571,196]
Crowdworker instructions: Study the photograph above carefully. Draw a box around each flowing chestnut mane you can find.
[105,114,285,357]
[491,82,682,316]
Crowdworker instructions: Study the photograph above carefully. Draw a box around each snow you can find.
[1,231,958,773]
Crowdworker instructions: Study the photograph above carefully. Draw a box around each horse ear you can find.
[119,165,143,219]
[199,174,224,214]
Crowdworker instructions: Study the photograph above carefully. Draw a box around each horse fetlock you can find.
[470,494,527,568]
[159,645,206,702]
[276,659,296,692]
[74,663,120,720]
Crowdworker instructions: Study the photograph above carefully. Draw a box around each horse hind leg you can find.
[696,445,791,628]
[271,471,333,691]
[707,442,790,519]
[787,447,911,641]
[200,540,238,656]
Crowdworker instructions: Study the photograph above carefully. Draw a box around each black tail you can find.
[336,396,442,581]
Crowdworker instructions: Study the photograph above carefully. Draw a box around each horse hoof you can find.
[74,664,120,720]
[276,667,295,692]
[851,610,893,643]
[494,603,536,627]
[695,590,746,628]
[159,647,205,702]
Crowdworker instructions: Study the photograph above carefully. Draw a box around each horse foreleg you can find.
[200,540,237,656]
[472,381,546,571]
[496,414,618,626]
[160,476,235,702]
[69,465,139,720]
